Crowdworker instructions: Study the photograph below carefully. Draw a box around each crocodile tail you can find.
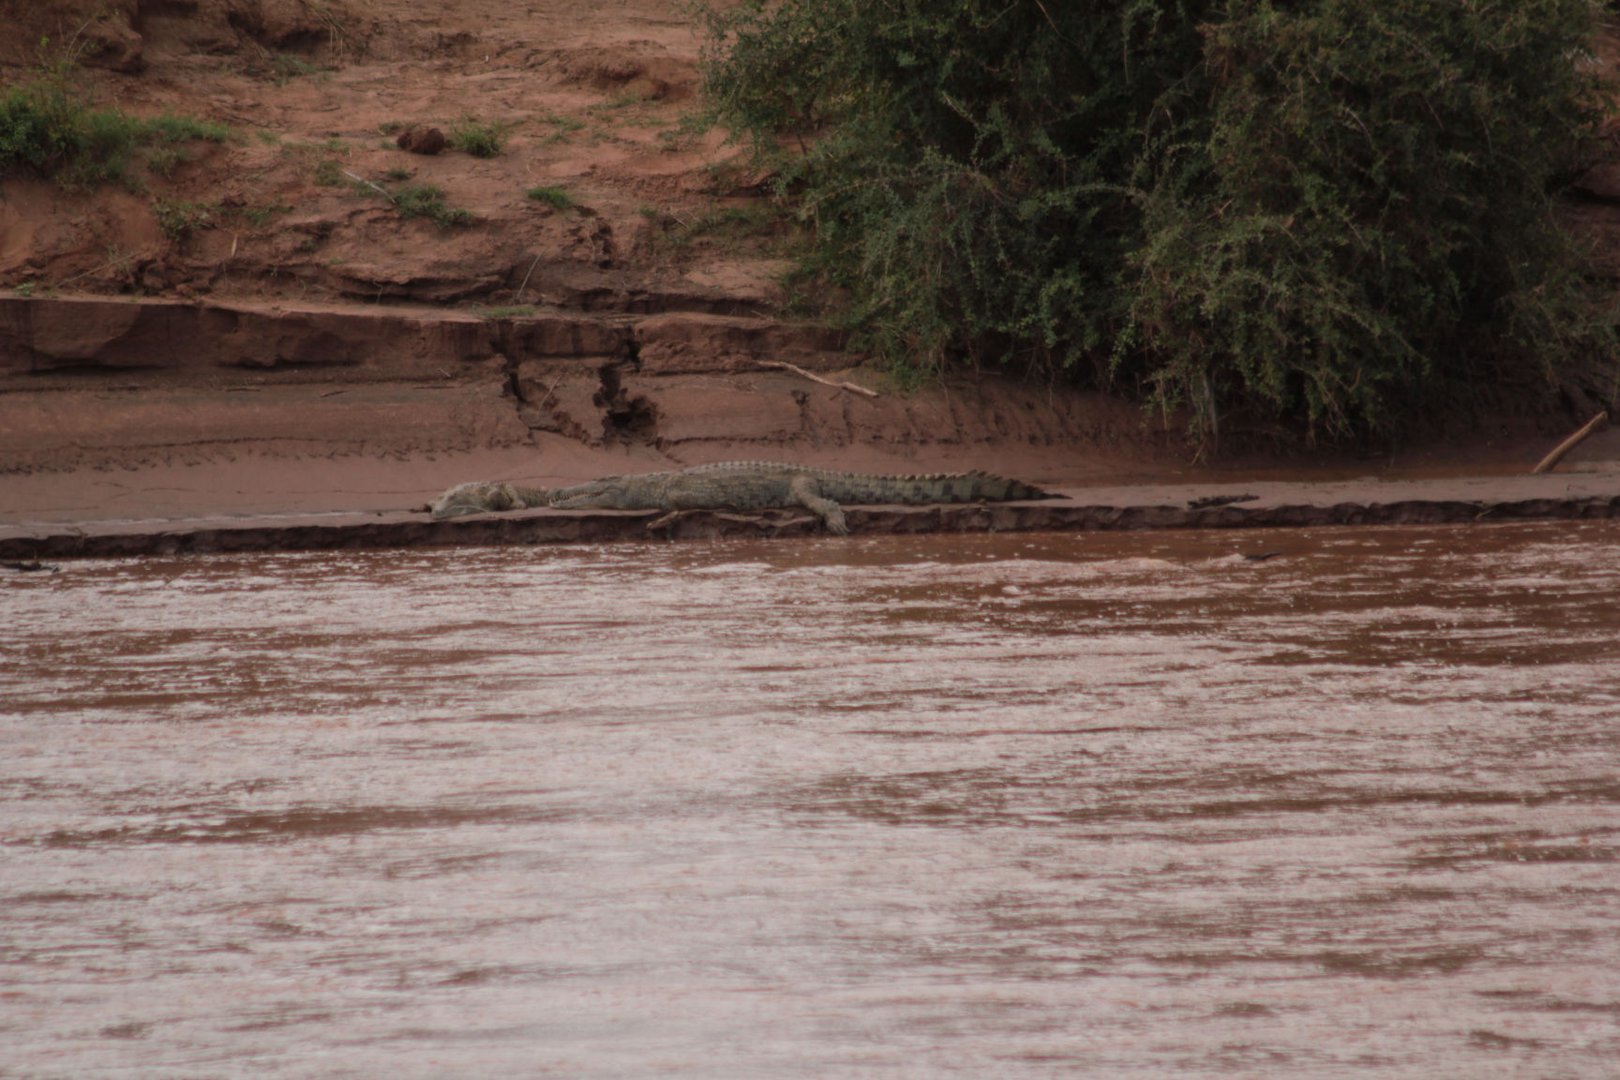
[948,471,1057,503]
[963,472,1060,502]
[831,471,1058,504]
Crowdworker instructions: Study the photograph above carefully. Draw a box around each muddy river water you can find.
[3,523,1618,1078]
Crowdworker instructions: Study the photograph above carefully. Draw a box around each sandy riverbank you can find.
[4,1,1619,558]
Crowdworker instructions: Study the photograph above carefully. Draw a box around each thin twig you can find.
[757,360,879,398]
[342,170,395,202]
[1032,0,1080,48]
[512,251,543,303]
[1531,410,1608,474]
[534,376,561,410]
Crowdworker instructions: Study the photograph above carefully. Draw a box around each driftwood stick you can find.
[343,170,396,202]
[512,251,543,303]
[1531,410,1609,474]
[534,375,561,410]
[757,360,879,398]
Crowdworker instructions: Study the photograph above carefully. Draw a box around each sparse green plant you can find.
[146,144,190,177]
[653,202,789,255]
[241,203,289,227]
[300,0,352,59]
[592,90,651,113]
[448,116,507,157]
[377,120,404,136]
[675,109,715,138]
[313,158,346,186]
[255,128,281,145]
[658,108,716,150]
[587,95,664,132]
[526,185,574,211]
[101,246,135,281]
[393,183,474,228]
[537,111,585,145]
[271,53,326,85]
[384,165,411,181]
[620,111,674,131]
[882,353,934,395]
[482,305,537,320]
[145,112,230,145]
[14,282,35,297]
[152,198,214,241]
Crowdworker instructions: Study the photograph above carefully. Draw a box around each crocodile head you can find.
[429,481,517,520]
[544,477,622,509]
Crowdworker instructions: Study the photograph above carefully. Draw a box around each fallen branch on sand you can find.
[343,170,396,202]
[1531,410,1608,474]
[756,360,879,398]
[512,251,543,303]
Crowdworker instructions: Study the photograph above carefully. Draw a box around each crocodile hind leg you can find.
[646,509,690,533]
[789,476,849,535]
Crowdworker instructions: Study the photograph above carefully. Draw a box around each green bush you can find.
[0,73,229,190]
[702,0,1615,444]
[1,78,142,187]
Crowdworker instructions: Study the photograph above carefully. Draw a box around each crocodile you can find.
[428,461,1058,534]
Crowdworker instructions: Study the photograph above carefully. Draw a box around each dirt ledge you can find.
[5,484,1617,561]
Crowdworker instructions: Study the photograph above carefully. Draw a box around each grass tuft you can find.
[448,116,507,158]
[537,111,585,145]
[393,183,474,228]
[313,158,347,187]
[145,112,230,144]
[152,198,214,241]
[271,53,327,85]
[526,185,574,211]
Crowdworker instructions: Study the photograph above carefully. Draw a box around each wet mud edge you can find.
[4,495,1619,560]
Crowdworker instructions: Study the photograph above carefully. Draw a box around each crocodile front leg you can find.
[790,475,849,535]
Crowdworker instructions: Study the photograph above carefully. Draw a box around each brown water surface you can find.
[3,524,1618,1077]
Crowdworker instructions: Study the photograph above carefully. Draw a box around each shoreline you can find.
[6,474,1617,560]
[6,295,1618,562]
